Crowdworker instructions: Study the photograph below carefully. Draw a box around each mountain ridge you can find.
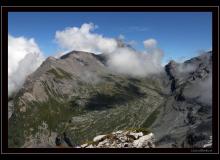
[8,50,212,148]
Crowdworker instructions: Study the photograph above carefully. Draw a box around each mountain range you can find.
[8,50,212,148]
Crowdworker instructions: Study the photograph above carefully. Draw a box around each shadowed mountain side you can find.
[84,83,146,111]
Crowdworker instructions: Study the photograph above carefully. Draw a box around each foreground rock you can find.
[79,130,155,148]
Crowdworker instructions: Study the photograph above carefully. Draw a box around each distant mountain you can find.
[8,50,212,148]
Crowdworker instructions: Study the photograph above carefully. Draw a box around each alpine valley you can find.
[8,48,212,148]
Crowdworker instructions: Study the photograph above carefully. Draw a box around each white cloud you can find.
[107,47,164,77]
[55,23,164,77]
[8,35,44,96]
[184,75,212,105]
[143,38,157,49]
[177,63,197,73]
[55,23,118,54]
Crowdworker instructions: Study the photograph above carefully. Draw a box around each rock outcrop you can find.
[79,130,155,148]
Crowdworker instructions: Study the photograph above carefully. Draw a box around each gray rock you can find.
[80,130,155,148]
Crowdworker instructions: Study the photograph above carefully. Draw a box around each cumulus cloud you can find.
[55,23,164,77]
[8,35,44,96]
[143,38,157,49]
[55,23,118,54]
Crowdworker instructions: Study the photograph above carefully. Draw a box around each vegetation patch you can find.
[8,114,26,148]
[8,69,164,147]
[84,82,146,111]
[83,140,99,146]
[142,109,160,128]
[8,96,77,148]
[47,68,72,79]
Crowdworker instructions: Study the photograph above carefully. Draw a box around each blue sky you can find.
[8,12,212,64]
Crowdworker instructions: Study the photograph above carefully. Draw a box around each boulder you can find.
[133,133,155,148]
[128,132,144,139]
[93,135,107,142]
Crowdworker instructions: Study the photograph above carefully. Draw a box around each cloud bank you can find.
[184,75,212,105]
[55,23,164,77]
[177,63,197,74]
[107,47,163,77]
[8,35,44,96]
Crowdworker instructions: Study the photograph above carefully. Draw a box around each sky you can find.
[8,12,212,64]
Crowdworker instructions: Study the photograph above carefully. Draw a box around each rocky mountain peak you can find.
[165,60,178,80]
[46,56,57,61]
[60,50,93,60]
[167,60,177,67]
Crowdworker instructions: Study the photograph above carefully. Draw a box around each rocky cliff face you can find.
[8,50,212,148]
[151,51,212,148]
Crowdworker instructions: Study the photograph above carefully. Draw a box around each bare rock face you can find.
[152,51,212,148]
[79,130,155,148]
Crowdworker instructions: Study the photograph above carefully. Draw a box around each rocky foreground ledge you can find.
[77,129,155,148]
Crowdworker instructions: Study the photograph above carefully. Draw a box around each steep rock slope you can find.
[151,52,212,148]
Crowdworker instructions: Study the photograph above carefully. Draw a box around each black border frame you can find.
[1,6,219,154]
